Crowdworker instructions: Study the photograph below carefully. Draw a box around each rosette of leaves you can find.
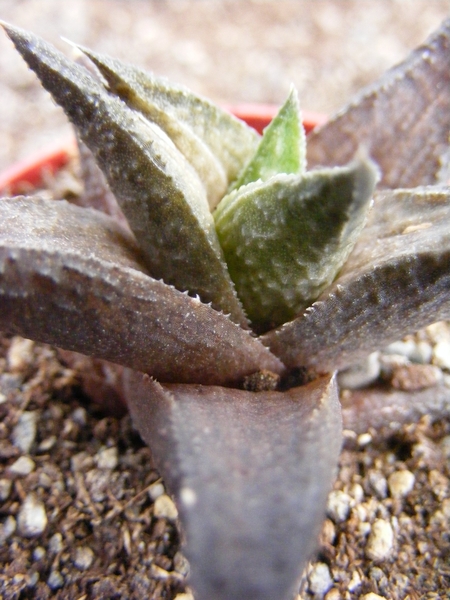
[0,21,449,600]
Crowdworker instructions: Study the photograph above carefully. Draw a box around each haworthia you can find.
[76,45,260,205]
[3,23,248,327]
[215,158,378,331]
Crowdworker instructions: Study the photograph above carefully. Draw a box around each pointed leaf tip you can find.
[231,86,306,190]
[307,18,450,188]
[75,43,260,196]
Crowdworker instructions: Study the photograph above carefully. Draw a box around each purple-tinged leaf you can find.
[341,382,450,435]
[262,187,450,373]
[1,23,248,327]
[0,197,284,385]
[307,19,450,188]
[124,372,341,600]
[74,134,128,228]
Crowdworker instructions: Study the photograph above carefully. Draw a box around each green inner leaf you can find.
[215,158,378,332]
[231,87,306,190]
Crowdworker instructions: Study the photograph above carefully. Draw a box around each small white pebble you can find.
[368,470,387,499]
[357,433,372,447]
[425,321,450,343]
[47,570,64,590]
[413,341,433,364]
[365,519,394,561]
[12,411,38,454]
[17,495,47,537]
[0,515,17,544]
[388,470,415,498]
[7,337,34,372]
[153,494,178,520]
[49,532,63,554]
[358,521,371,536]
[71,407,87,426]
[0,392,7,404]
[349,483,364,504]
[308,562,333,595]
[433,340,450,370]
[32,546,46,561]
[148,481,165,500]
[37,436,57,452]
[8,456,35,477]
[27,572,39,588]
[361,594,387,600]
[0,478,12,501]
[73,546,95,570]
[348,570,362,591]
[383,340,417,359]
[95,446,118,470]
[338,352,380,389]
[327,490,351,523]
[320,519,336,546]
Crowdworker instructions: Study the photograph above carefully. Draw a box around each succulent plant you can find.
[0,19,449,600]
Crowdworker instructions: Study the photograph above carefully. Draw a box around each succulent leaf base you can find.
[0,20,449,600]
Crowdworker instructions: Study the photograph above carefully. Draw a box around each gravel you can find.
[387,470,415,499]
[308,563,333,595]
[0,334,446,598]
[17,495,48,538]
[365,519,395,562]
[11,412,38,454]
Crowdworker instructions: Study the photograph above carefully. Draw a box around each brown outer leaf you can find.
[74,134,128,228]
[0,197,284,386]
[307,18,450,188]
[262,187,450,373]
[124,372,342,600]
[341,383,450,435]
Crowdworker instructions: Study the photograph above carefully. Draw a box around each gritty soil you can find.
[0,2,450,599]
[0,335,449,600]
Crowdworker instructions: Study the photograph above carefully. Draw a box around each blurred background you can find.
[0,0,448,171]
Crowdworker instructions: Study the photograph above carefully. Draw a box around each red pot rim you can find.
[0,106,326,196]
